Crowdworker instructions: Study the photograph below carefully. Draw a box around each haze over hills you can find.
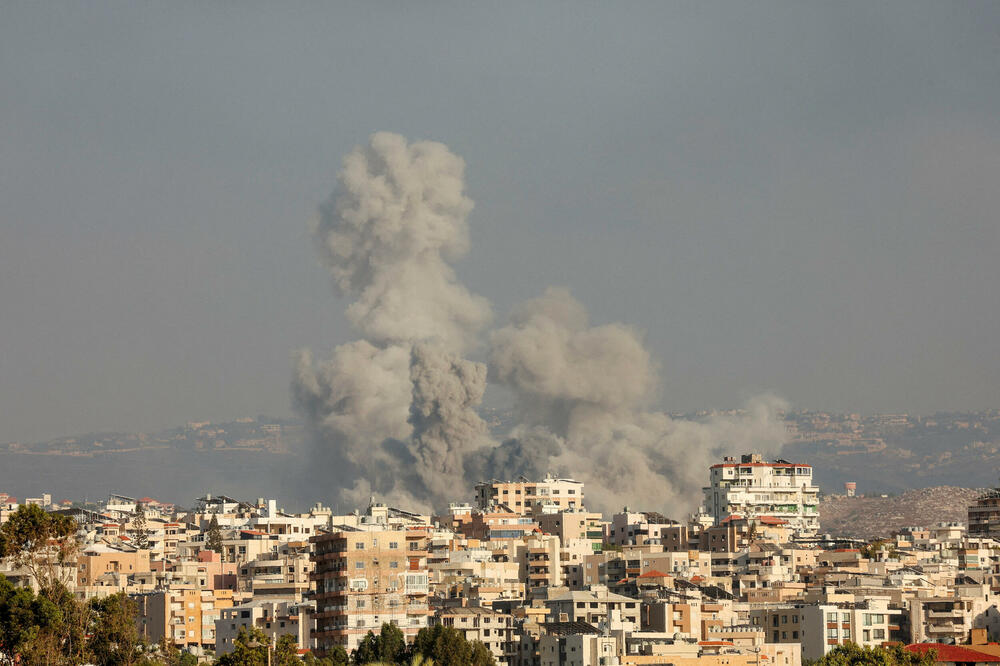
[1,409,996,514]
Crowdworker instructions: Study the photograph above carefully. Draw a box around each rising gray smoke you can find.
[464,425,565,484]
[293,133,493,511]
[408,343,492,504]
[488,287,788,514]
[295,133,787,516]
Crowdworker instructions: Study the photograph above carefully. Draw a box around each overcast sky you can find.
[2,2,998,443]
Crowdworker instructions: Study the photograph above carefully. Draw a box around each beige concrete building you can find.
[75,544,151,599]
[311,528,430,655]
[435,605,516,665]
[134,587,237,650]
[475,476,584,515]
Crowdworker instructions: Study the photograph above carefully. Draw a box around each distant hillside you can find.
[819,486,985,539]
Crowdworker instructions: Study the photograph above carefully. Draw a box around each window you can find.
[792,631,799,639]
[782,632,787,639]
[827,628,838,638]
[827,612,838,622]
[782,615,788,624]
[389,542,398,549]
[873,629,885,640]
[863,630,871,641]
[355,542,365,550]
[355,561,364,569]
[792,615,798,623]
[843,628,851,639]
[842,612,850,623]
[773,631,779,642]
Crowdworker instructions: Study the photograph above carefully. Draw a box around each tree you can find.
[216,626,268,666]
[274,635,301,666]
[0,504,79,597]
[206,514,224,555]
[89,592,141,666]
[410,624,494,666]
[0,574,88,666]
[352,623,407,665]
[810,643,936,666]
[132,504,150,550]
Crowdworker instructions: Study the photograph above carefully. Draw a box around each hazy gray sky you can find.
[2,2,998,443]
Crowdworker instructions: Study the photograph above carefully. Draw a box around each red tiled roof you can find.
[906,643,1000,663]
[638,569,672,579]
[758,516,789,525]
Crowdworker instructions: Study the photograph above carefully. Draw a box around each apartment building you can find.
[607,511,680,547]
[216,598,312,656]
[748,598,899,661]
[311,528,430,655]
[75,543,151,599]
[435,606,516,665]
[475,476,584,515]
[545,588,641,628]
[702,454,819,535]
[969,488,1000,538]
[910,582,1000,645]
[238,540,312,598]
[134,587,237,650]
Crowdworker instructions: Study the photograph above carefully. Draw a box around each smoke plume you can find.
[295,132,787,515]
[293,133,493,511]
[488,287,788,513]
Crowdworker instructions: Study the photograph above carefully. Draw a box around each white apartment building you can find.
[749,598,900,661]
[702,453,819,535]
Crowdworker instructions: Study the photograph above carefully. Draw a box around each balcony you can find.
[927,609,965,619]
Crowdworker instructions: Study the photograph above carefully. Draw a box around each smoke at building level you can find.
[293,132,787,515]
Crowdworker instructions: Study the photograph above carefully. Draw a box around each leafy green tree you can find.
[352,631,380,665]
[274,634,301,666]
[468,642,493,666]
[301,649,340,666]
[811,643,936,666]
[410,624,494,666]
[351,623,407,665]
[0,504,79,597]
[216,625,268,666]
[0,574,88,666]
[89,592,141,666]
[206,515,224,555]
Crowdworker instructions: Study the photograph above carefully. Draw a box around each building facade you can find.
[311,528,430,655]
[475,476,584,515]
[701,454,819,535]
